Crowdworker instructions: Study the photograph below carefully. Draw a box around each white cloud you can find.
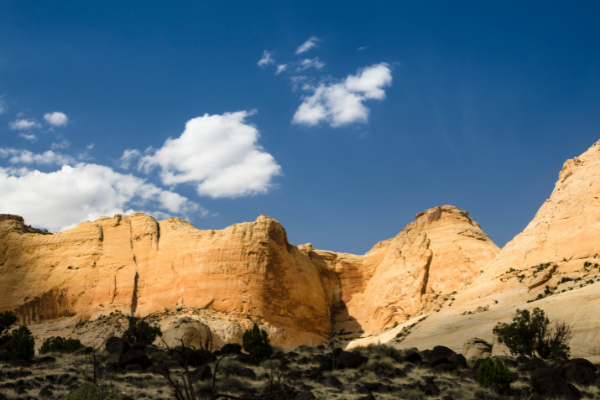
[44,112,68,127]
[139,111,281,198]
[0,148,75,165]
[51,139,71,150]
[357,46,369,51]
[0,99,5,114]
[257,50,275,68]
[296,36,321,54]
[0,162,203,232]
[292,62,392,127]
[276,64,288,75]
[86,143,95,150]
[296,58,325,72]
[9,119,41,130]
[18,133,37,142]
[119,149,142,169]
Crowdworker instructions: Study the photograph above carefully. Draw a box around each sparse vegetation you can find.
[242,323,273,361]
[493,307,572,359]
[121,316,162,345]
[475,357,513,388]
[39,336,85,354]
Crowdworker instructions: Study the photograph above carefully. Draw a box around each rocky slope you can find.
[0,205,498,349]
[368,139,600,360]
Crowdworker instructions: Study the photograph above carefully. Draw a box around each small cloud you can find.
[44,112,68,127]
[296,57,325,72]
[9,119,41,130]
[290,76,308,91]
[0,147,75,165]
[51,139,71,150]
[359,132,369,139]
[276,64,288,75]
[257,50,275,68]
[118,149,142,169]
[292,62,392,128]
[86,143,95,150]
[296,36,321,54]
[0,99,5,114]
[357,46,370,51]
[18,133,37,141]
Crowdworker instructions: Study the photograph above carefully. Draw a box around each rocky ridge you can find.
[0,204,498,349]
[350,139,600,360]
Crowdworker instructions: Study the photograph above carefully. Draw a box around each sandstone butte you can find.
[0,203,499,349]
[347,138,600,361]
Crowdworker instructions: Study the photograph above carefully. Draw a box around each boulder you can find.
[337,351,368,369]
[220,343,242,355]
[119,349,152,370]
[553,358,597,386]
[433,363,456,373]
[429,346,457,360]
[448,354,468,369]
[464,338,493,359]
[520,357,549,372]
[105,337,131,355]
[403,351,422,364]
[531,367,582,399]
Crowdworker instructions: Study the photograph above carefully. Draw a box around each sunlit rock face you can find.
[378,139,600,360]
[0,203,498,348]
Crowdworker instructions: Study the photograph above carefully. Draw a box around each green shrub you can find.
[63,383,124,400]
[493,308,572,359]
[121,316,162,345]
[4,326,35,361]
[242,323,272,361]
[475,358,513,387]
[39,336,84,354]
[0,311,17,347]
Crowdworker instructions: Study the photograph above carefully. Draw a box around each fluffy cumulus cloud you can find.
[296,36,321,54]
[44,112,68,127]
[9,119,41,130]
[257,50,275,68]
[0,162,202,232]
[138,111,281,198]
[292,63,392,127]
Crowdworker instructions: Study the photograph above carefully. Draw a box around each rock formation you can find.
[0,205,498,348]
[372,139,600,360]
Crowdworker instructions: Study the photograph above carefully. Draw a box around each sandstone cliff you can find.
[0,204,498,349]
[367,139,600,360]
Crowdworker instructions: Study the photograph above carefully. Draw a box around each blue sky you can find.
[1,1,599,253]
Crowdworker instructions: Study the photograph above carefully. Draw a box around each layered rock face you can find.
[0,205,498,348]
[385,139,600,359]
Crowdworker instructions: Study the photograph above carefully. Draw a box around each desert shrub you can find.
[359,358,397,377]
[220,358,247,377]
[242,323,273,361]
[39,336,84,354]
[63,383,124,400]
[148,350,170,362]
[4,326,35,361]
[0,311,17,347]
[359,343,403,361]
[475,357,513,387]
[197,375,251,395]
[493,308,572,359]
[121,316,162,345]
